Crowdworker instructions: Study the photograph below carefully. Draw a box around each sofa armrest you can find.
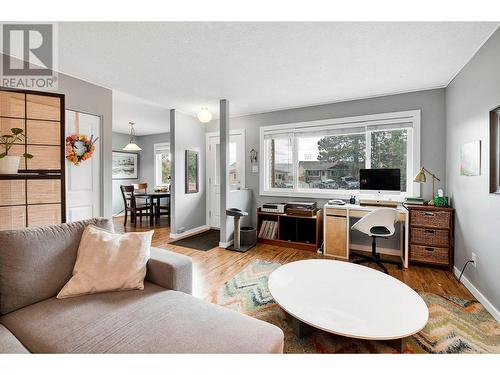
[145,247,193,294]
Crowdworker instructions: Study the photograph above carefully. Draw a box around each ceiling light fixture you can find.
[197,107,212,123]
[123,121,142,151]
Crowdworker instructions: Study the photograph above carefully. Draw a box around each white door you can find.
[65,110,101,222]
[207,131,245,228]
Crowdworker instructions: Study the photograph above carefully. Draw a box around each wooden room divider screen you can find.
[0,88,66,230]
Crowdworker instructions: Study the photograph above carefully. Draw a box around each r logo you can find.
[2,24,53,76]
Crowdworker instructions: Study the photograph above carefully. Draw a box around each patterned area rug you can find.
[211,259,500,353]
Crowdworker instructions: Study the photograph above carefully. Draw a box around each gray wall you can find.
[138,132,170,188]
[56,73,113,218]
[445,28,500,313]
[171,111,206,234]
[0,52,114,218]
[207,88,446,226]
[57,74,113,218]
[111,132,137,215]
[111,131,170,215]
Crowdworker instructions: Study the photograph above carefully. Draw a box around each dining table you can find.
[133,192,170,226]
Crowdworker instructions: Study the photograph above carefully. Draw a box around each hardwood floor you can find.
[114,217,473,301]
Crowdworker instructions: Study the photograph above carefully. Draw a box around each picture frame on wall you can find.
[112,151,139,179]
[460,140,481,177]
[185,149,199,193]
[490,107,500,194]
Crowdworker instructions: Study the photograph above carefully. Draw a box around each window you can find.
[154,143,170,187]
[264,134,294,189]
[371,128,408,191]
[260,111,420,197]
[297,129,365,190]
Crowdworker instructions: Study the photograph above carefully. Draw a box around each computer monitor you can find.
[360,168,401,193]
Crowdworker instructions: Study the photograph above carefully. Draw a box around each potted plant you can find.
[0,128,33,174]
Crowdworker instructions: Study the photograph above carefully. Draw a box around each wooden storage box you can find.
[407,205,454,270]
[410,210,451,229]
[410,227,449,247]
[410,244,449,266]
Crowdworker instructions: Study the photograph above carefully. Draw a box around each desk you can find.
[323,203,409,268]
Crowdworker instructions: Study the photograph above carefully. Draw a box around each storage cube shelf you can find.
[257,208,323,252]
[0,88,65,230]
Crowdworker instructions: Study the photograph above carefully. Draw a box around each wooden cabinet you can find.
[28,204,62,227]
[0,91,25,118]
[26,120,61,145]
[257,209,323,252]
[26,94,61,121]
[324,211,348,259]
[407,205,454,269]
[0,88,65,230]
[27,145,61,170]
[0,206,27,231]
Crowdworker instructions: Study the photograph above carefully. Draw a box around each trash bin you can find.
[240,226,257,247]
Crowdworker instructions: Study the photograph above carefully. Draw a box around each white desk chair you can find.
[350,208,402,274]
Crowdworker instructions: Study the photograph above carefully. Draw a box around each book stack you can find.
[258,220,278,239]
[405,197,426,205]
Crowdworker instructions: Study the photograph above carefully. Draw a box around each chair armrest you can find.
[145,247,193,294]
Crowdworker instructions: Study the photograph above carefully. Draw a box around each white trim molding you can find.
[453,267,500,323]
[169,224,210,240]
[205,129,246,228]
[259,109,421,199]
[218,239,234,249]
[153,142,171,187]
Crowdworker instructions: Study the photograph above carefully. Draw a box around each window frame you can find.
[153,142,171,187]
[259,110,421,199]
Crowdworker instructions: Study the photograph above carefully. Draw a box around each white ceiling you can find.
[58,22,498,130]
[112,91,170,134]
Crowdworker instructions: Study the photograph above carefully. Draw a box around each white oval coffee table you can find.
[268,259,428,348]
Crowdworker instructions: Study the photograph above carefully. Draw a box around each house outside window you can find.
[260,110,420,198]
[154,143,171,187]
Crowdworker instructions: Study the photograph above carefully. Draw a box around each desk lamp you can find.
[414,166,440,205]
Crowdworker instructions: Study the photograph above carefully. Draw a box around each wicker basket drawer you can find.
[410,245,449,265]
[410,210,451,229]
[411,227,449,247]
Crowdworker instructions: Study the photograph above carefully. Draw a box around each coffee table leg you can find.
[291,316,314,338]
[386,337,406,352]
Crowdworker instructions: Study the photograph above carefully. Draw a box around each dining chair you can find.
[120,185,152,226]
[133,183,149,206]
[155,196,170,225]
[133,183,148,194]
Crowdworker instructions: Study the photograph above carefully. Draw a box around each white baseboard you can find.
[219,240,234,248]
[453,266,500,323]
[170,225,210,240]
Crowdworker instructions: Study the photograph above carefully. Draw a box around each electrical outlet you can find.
[471,252,477,268]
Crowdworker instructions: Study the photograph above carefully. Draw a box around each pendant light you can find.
[123,121,142,151]
[197,107,212,123]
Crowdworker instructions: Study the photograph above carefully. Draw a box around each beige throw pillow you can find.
[57,225,153,299]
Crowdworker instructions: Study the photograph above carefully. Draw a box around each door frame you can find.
[205,129,246,229]
[65,108,103,219]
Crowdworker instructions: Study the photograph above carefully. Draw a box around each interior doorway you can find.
[65,110,102,222]
[206,130,245,228]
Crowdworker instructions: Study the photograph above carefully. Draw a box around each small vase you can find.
[0,155,21,174]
